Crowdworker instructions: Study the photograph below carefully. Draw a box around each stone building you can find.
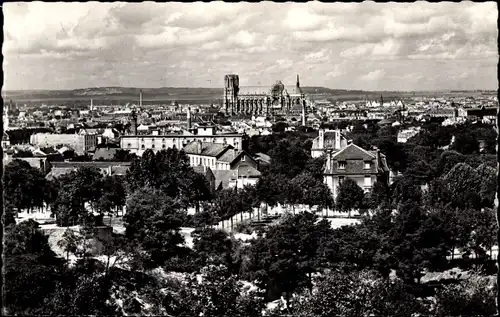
[323,143,390,200]
[223,74,307,119]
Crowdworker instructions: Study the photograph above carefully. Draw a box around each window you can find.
[338,176,344,184]
[127,143,131,148]
[242,155,245,162]
[162,138,166,143]
[162,144,166,149]
[364,161,371,169]
[141,144,145,149]
[338,161,346,169]
[152,144,155,149]
[141,138,145,142]
[364,176,372,187]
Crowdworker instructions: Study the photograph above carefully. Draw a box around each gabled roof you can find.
[213,170,236,190]
[216,148,240,163]
[236,163,261,178]
[325,143,390,175]
[183,141,232,158]
[331,143,375,161]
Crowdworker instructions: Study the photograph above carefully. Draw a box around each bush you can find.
[235,221,254,234]
[433,275,496,316]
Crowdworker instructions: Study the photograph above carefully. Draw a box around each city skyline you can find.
[3,1,498,91]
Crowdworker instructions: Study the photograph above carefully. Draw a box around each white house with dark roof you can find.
[182,140,259,171]
[323,143,390,199]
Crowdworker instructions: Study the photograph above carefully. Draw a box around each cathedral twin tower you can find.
[223,74,307,117]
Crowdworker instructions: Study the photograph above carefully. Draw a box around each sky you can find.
[3,1,499,91]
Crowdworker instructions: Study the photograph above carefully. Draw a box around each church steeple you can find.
[296,74,300,88]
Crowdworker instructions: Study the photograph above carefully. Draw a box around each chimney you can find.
[90,99,93,111]
[187,107,192,130]
[139,90,143,108]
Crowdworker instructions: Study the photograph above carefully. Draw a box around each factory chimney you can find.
[139,90,143,108]
[187,107,192,130]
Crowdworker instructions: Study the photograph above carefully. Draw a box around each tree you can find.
[192,228,235,271]
[113,149,138,162]
[433,275,496,316]
[391,175,423,206]
[444,163,482,209]
[291,173,333,210]
[366,181,391,210]
[96,175,126,223]
[336,178,365,216]
[475,163,497,208]
[126,148,211,210]
[4,220,65,315]
[288,269,425,317]
[124,187,185,268]
[268,139,310,178]
[241,212,332,302]
[389,202,449,283]
[57,228,80,264]
[423,178,451,208]
[3,159,47,213]
[451,130,479,154]
[52,167,103,226]
[167,265,265,317]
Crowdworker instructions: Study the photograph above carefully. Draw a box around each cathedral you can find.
[223,74,307,117]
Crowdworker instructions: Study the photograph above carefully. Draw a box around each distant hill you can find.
[3,86,493,104]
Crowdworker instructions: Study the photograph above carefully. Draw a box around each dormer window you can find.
[242,155,246,162]
[364,161,371,169]
[338,161,346,170]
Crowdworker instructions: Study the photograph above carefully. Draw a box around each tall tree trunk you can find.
[496,103,500,317]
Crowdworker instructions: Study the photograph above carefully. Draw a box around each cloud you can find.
[2,2,498,90]
[360,69,386,81]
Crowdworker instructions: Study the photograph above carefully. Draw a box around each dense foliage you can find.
[3,121,498,315]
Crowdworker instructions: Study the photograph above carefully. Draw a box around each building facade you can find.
[223,74,307,118]
[323,143,390,200]
[182,140,258,171]
[120,126,246,157]
[30,133,98,155]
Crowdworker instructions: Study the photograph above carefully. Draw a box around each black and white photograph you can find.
[2,1,499,316]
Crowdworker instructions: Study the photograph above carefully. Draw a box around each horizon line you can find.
[2,86,496,93]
